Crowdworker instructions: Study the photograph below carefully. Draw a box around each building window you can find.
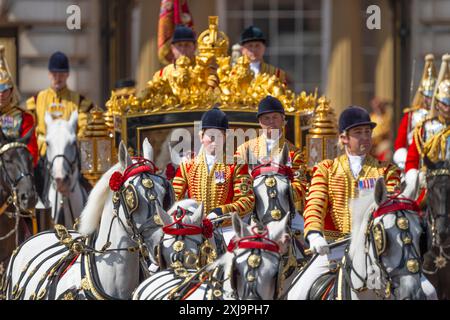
[222,0,322,93]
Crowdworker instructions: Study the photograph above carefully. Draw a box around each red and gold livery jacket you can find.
[394,107,429,151]
[235,135,307,211]
[303,154,401,241]
[405,116,450,172]
[26,87,94,157]
[259,62,288,86]
[172,152,255,227]
[0,105,38,166]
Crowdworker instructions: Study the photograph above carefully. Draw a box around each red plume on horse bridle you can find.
[109,157,158,191]
[161,206,214,239]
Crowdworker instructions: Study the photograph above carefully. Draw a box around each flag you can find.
[157,0,194,65]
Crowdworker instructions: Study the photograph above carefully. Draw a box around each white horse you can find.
[1,140,174,300]
[42,111,88,227]
[286,178,431,300]
[133,212,291,300]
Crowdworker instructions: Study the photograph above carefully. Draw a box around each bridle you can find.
[157,206,215,276]
[343,194,423,299]
[227,225,282,300]
[424,165,450,273]
[0,141,34,244]
[251,161,296,225]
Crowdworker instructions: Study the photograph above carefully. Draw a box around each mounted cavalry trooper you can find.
[0,45,38,165]
[393,54,437,171]
[172,106,255,246]
[404,53,450,203]
[152,25,197,82]
[235,95,308,229]
[26,51,94,158]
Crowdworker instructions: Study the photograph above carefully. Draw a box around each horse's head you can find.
[424,156,450,243]
[156,200,217,273]
[250,145,295,225]
[78,140,174,265]
[222,212,290,300]
[349,178,426,300]
[0,129,36,210]
[44,111,79,195]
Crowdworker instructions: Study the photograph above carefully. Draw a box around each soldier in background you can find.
[26,51,94,157]
[393,54,437,171]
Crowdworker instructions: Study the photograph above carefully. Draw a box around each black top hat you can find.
[172,25,196,44]
[114,78,136,89]
[200,105,229,130]
[240,26,266,45]
[257,95,285,118]
[48,51,69,72]
[338,106,377,133]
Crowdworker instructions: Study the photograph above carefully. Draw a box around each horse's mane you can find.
[77,163,121,235]
[348,190,378,258]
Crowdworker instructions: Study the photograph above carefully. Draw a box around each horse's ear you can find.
[68,110,78,133]
[118,141,132,169]
[191,202,204,224]
[269,213,290,241]
[16,128,33,145]
[232,212,251,238]
[44,112,53,128]
[156,203,172,226]
[402,169,419,199]
[142,138,154,161]
[374,177,388,206]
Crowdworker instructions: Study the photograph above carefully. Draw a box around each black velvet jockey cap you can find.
[200,105,229,130]
[240,26,266,45]
[338,106,377,134]
[257,95,285,118]
[48,51,69,72]
[171,25,196,44]
[114,78,135,89]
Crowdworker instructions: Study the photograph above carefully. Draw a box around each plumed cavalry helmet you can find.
[240,26,266,45]
[48,51,70,72]
[171,25,196,44]
[200,105,229,130]
[257,95,285,118]
[0,45,13,93]
[418,54,437,99]
[338,106,377,134]
[430,54,450,118]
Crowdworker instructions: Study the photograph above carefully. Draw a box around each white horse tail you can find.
[77,163,120,235]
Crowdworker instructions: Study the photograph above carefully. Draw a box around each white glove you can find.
[307,233,330,256]
[403,169,419,199]
[393,148,407,170]
[207,212,218,220]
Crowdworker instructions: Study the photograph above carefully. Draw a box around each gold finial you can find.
[84,106,109,138]
[197,16,229,57]
[308,96,338,135]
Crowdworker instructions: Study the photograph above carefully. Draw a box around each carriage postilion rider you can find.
[172,106,255,247]
[0,45,38,166]
[294,105,437,299]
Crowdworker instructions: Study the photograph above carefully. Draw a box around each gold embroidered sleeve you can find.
[219,164,255,217]
[234,142,249,164]
[384,163,401,193]
[303,160,332,239]
[172,162,188,200]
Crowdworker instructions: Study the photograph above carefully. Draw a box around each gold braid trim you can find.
[422,126,450,163]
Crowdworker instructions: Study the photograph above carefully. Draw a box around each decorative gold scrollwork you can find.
[265,177,276,188]
[122,184,138,214]
[247,254,261,268]
[372,223,387,256]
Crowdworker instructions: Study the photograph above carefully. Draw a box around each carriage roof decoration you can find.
[99,16,337,175]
